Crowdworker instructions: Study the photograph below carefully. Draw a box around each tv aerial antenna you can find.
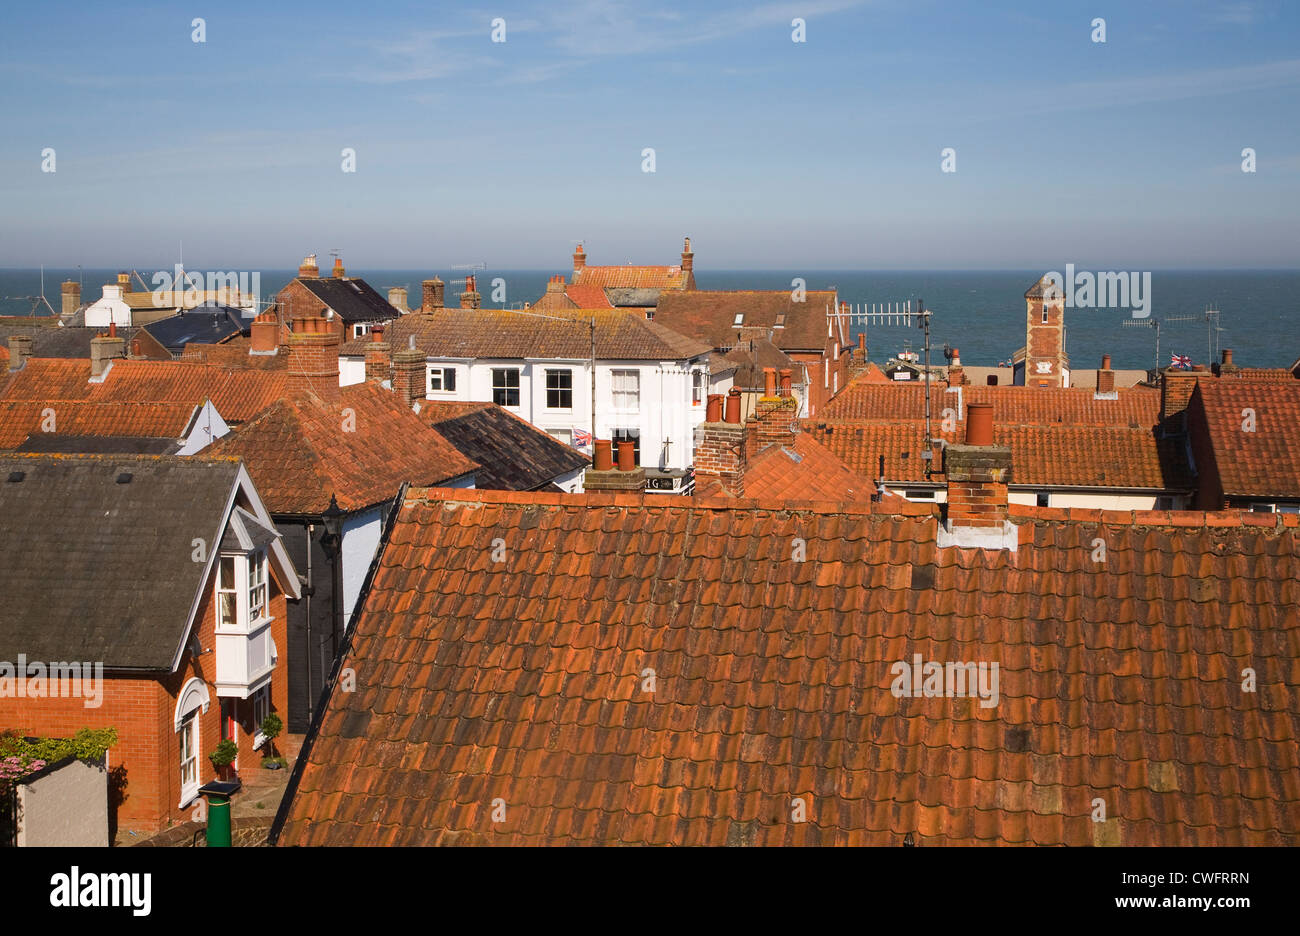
[1164,307,1224,364]
[2,264,57,317]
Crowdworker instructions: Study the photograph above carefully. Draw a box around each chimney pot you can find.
[724,387,742,424]
[1101,353,1112,370]
[593,439,614,471]
[966,402,994,446]
[1222,348,1234,366]
[332,257,345,278]
[706,393,723,423]
[763,367,777,398]
[616,440,636,471]
[779,369,793,397]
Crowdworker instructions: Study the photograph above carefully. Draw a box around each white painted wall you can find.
[889,484,1180,511]
[340,507,384,622]
[177,401,230,455]
[83,285,132,328]
[340,357,365,386]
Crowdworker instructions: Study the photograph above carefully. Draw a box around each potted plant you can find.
[210,739,239,781]
[259,713,285,769]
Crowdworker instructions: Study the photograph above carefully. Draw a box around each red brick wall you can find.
[1025,295,1066,387]
[0,563,292,836]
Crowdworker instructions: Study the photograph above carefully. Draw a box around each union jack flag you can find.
[573,428,592,449]
[1170,353,1192,369]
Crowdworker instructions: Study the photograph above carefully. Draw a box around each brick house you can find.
[654,288,851,417]
[0,453,300,836]
[268,254,400,343]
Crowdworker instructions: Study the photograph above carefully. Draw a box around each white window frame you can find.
[611,369,640,412]
[692,370,705,406]
[216,549,270,634]
[248,551,267,623]
[174,676,209,807]
[179,712,199,805]
[252,686,270,749]
[492,367,521,407]
[217,556,237,631]
[545,368,574,410]
[428,367,456,394]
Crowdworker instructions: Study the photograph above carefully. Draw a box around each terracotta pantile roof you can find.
[857,362,891,383]
[0,358,294,423]
[532,284,615,310]
[1189,379,1300,498]
[810,419,1189,490]
[419,401,589,491]
[701,432,876,501]
[339,309,709,362]
[656,290,841,353]
[0,400,200,450]
[573,265,688,290]
[822,377,1160,427]
[207,384,477,515]
[179,339,287,369]
[274,488,1300,846]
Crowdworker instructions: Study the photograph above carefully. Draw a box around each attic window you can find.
[6,471,24,483]
[733,313,744,326]
[116,472,133,484]
[775,312,786,328]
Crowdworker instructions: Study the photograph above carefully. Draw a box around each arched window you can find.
[175,678,210,806]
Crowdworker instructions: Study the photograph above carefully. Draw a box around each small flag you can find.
[573,428,592,449]
[1171,353,1192,369]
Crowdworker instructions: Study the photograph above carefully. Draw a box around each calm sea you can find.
[2,268,1296,371]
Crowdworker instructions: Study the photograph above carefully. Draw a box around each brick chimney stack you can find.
[749,367,799,455]
[459,275,481,309]
[694,387,747,496]
[117,272,132,295]
[1095,353,1116,396]
[1161,366,1205,421]
[546,275,565,294]
[582,438,646,492]
[573,243,586,273]
[7,335,33,371]
[287,314,341,399]
[332,257,346,279]
[421,277,445,313]
[250,312,279,354]
[298,254,320,279]
[387,287,409,312]
[947,347,964,387]
[680,237,693,273]
[90,328,126,379]
[60,280,81,319]
[941,402,1015,549]
[391,336,425,409]
[365,325,391,385]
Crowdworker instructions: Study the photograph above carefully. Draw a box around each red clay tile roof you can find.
[573,265,689,290]
[821,377,1160,427]
[532,284,615,310]
[656,290,841,353]
[180,339,287,370]
[810,420,1190,490]
[858,362,891,383]
[339,308,709,361]
[274,488,1300,846]
[206,384,477,514]
[726,432,876,501]
[0,400,200,450]
[0,358,294,423]
[1189,379,1300,498]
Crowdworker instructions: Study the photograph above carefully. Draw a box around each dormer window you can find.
[213,507,279,699]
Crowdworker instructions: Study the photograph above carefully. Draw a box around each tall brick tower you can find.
[1019,275,1069,388]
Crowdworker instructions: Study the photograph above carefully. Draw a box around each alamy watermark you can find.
[0,655,104,708]
[890,653,999,708]
[1043,264,1151,318]
[150,264,260,308]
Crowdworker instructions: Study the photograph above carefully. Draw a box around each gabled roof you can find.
[697,431,878,501]
[531,284,614,310]
[419,401,588,491]
[1189,379,1300,498]
[809,420,1191,490]
[0,358,294,423]
[0,454,296,671]
[180,338,287,370]
[0,400,200,450]
[655,290,841,353]
[274,487,1300,846]
[572,265,689,290]
[295,277,397,324]
[338,309,710,362]
[206,383,478,515]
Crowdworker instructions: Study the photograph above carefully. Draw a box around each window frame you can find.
[545,368,574,410]
[610,369,640,412]
[692,370,705,406]
[428,366,456,394]
[492,367,521,407]
[178,711,199,805]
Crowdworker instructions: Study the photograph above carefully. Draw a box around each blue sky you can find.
[0,0,1297,269]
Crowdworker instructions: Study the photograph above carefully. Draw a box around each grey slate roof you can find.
[16,435,182,455]
[421,402,589,491]
[0,323,141,359]
[141,305,245,353]
[0,454,243,670]
[297,277,396,324]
